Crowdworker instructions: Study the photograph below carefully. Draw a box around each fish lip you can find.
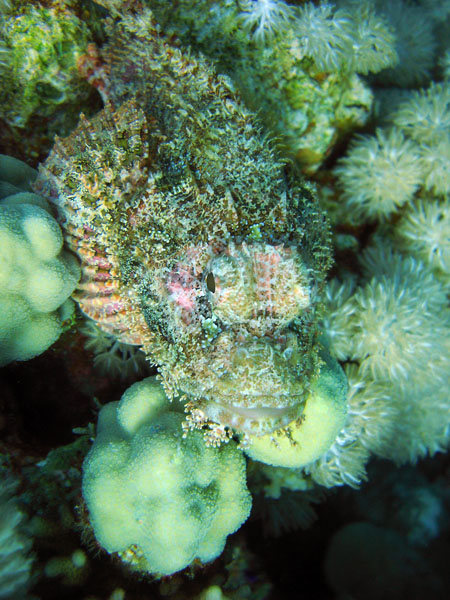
[211,399,299,419]
[200,396,304,436]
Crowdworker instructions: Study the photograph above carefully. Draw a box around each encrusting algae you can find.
[34,6,332,444]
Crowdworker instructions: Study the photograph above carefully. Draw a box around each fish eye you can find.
[206,271,216,293]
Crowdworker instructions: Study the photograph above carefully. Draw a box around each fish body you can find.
[35,9,332,440]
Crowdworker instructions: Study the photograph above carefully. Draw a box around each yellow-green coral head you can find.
[82,377,252,577]
[244,349,348,468]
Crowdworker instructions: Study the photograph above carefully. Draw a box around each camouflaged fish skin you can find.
[35,8,332,440]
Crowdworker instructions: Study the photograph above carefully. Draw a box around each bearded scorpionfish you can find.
[35,6,332,444]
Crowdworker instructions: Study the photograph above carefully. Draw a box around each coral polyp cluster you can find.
[394,197,450,281]
[334,127,424,221]
[323,244,450,466]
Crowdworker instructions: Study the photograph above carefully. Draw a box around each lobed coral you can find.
[82,377,252,576]
[243,347,348,469]
[0,155,80,365]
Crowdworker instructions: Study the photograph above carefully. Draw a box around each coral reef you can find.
[324,460,450,599]
[353,462,450,547]
[0,3,90,128]
[325,521,434,600]
[0,1,449,598]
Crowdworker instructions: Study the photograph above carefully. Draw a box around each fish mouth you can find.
[218,401,297,420]
[190,329,312,434]
[202,396,304,436]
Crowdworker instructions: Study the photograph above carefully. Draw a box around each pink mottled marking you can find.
[166,264,199,313]
[86,255,112,269]
[253,249,282,315]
